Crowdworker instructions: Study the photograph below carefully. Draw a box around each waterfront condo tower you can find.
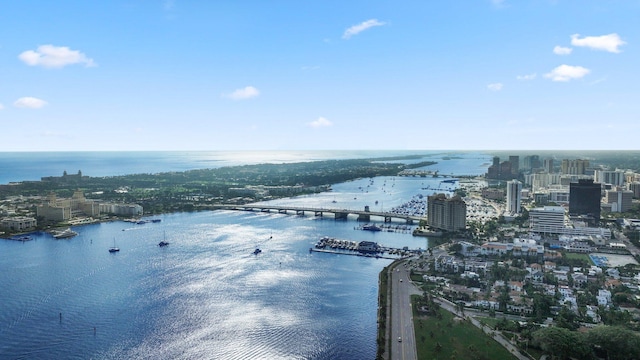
[427,193,467,232]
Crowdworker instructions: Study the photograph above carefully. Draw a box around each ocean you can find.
[0,151,491,359]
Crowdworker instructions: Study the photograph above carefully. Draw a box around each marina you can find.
[310,236,421,259]
[355,223,414,234]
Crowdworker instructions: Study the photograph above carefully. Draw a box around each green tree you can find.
[532,327,592,360]
[585,325,640,360]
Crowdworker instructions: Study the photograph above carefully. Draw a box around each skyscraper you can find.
[543,158,554,173]
[427,193,466,232]
[569,179,601,225]
[506,180,522,214]
[562,159,589,175]
[509,156,519,175]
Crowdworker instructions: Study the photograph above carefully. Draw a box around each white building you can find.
[529,206,565,234]
[595,170,626,187]
[604,187,634,212]
[1,216,37,231]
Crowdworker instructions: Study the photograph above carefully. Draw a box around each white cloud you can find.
[487,83,503,91]
[14,97,48,109]
[553,46,573,55]
[19,45,96,68]
[516,73,536,81]
[342,19,386,39]
[491,0,507,8]
[544,64,590,82]
[308,117,333,128]
[224,86,260,100]
[0,103,4,110]
[570,33,626,53]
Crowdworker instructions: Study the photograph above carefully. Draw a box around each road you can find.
[613,229,640,257]
[389,263,418,360]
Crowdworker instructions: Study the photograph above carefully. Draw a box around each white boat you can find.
[53,228,78,239]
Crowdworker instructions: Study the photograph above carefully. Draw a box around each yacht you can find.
[52,228,78,239]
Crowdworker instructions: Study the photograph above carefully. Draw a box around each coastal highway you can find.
[389,264,418,360]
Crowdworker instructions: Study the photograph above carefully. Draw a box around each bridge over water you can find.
[214,204,424,224]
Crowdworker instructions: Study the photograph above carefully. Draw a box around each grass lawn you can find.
[564,252,592,263]
[412,296,517,360]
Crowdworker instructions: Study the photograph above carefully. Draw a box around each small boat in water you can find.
[109,238,120,253]
[158,231,169,247]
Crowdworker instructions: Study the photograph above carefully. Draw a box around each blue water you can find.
[0,151,491,359]
[0,150,489,185]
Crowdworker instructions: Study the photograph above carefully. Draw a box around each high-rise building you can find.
[562,159,589,175]
[523,155,540,172]
[506,180,522,214]
[604,187,634,212]
[594,170,625,187]
[427,193,466,232]
[569,179,601,225]
[629,182,640,198]
[529,206,565,234]
[543,158,554,173]
[509,156,520,175]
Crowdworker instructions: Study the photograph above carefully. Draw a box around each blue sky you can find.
[1,1,638,151]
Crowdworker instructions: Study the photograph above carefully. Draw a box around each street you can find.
[389,264,418,360]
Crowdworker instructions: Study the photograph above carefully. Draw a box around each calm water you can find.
[0,150,485,185]
[0,152,490,359]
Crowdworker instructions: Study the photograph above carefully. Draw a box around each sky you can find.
[1,0,639,151]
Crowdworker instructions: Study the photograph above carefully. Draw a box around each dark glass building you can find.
[569,179,601,226]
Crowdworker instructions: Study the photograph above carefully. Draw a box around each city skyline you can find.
[1,1,638,151]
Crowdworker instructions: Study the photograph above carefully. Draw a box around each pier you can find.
[214,204,423,224]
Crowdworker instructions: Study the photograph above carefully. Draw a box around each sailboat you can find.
[158,231,169,247]
[109,238,120,253]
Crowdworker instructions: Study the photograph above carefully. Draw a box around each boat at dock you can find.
[52,228,78,239]
[362,224,382,232]
[8,235,32,241]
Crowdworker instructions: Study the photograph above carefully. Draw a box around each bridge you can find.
[214,204,424,224]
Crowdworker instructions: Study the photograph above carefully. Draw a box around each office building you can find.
[569,179,601,225]
[604,187,634,212]
[594,170,625,187]
[529,206,565,234]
